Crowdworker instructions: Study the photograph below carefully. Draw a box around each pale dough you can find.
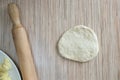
[58,25,99,62]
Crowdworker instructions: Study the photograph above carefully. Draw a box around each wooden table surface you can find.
[0,0,120,80]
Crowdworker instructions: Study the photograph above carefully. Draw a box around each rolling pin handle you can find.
[8,3,21,27]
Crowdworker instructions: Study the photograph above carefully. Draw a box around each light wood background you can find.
[0,0,120,80]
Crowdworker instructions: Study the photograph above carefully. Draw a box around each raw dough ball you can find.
[58,25,99,62]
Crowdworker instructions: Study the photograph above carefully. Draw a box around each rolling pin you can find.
[8,3,38,80]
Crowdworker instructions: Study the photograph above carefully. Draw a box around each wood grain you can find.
[0,0,120,80]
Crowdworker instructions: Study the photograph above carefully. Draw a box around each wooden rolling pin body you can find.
[8,3,38,80]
